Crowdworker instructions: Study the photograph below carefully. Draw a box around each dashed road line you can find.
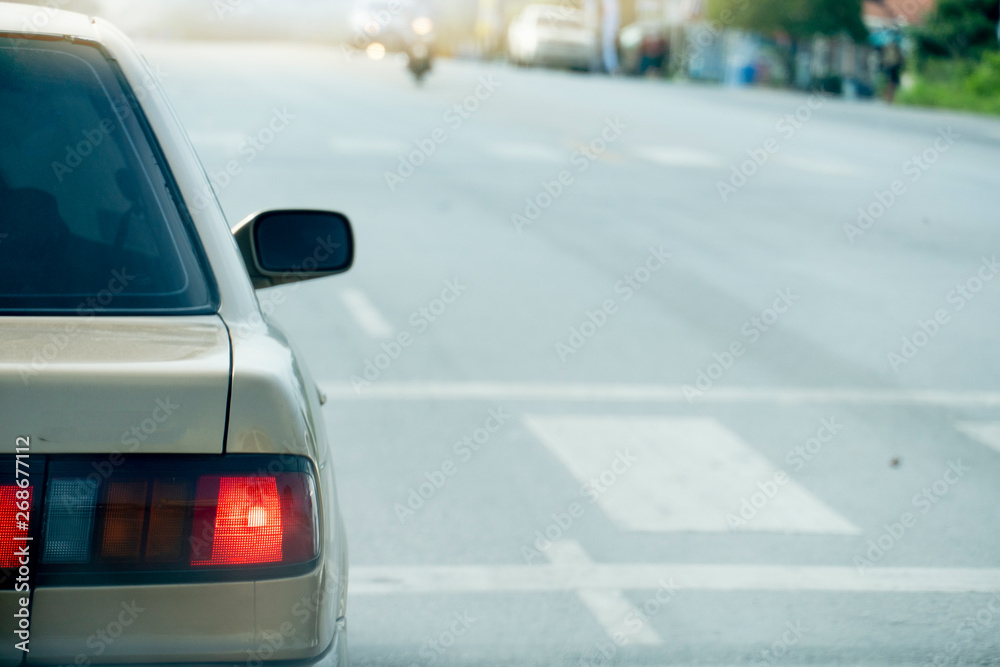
[341,288,394,339]
[777,155,863,176]
[633,147,725,168]
[484,141,564,163]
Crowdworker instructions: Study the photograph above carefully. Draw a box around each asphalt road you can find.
[144,41,1000,666]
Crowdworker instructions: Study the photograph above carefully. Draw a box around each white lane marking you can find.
[778,155,862,177]
[484,142,564,163]
[330,136,408,156]
[547,540,662,645]
[955,422,1000,454]
[351,564,1000,594]
[634,147,724,168]
[524,415,858,534]
[318,382,1000,407]
[340,288,393,339]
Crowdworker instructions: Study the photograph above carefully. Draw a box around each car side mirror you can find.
[233,209,354,289]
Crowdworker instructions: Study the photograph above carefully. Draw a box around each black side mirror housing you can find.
[233,209,354,289]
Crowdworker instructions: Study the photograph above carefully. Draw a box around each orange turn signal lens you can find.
[100,481,147,559]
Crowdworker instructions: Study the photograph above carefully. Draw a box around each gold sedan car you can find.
[0,4,350,664]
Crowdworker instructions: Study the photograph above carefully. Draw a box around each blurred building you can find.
[862,0,936,32]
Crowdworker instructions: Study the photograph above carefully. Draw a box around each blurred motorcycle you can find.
[406,15,434,83]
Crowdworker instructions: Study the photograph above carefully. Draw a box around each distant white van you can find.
[507,4,597,70]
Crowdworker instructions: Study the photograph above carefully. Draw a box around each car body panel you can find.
[0,595,22,667]
[0,5,349,664]
[226,317,351,627]
[0,316,230,455]
[27,581,255,664]
[532,40,594,69]
[1,1,98,39]
[25,568,337,664]
[225,320,317,460]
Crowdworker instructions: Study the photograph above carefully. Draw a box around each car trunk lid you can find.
[0,315,231,455]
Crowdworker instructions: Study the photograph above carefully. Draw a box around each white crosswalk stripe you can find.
[546,540,663,645]
[955,421,1000,454]
[523,415,859,534]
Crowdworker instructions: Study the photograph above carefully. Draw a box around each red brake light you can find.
[30,456,319,582]
[0,485,32,568]
[191,476,283,566]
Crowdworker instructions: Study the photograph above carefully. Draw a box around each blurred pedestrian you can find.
[638,28,667,75]
[601,0,619,73]
[882,40,903,103]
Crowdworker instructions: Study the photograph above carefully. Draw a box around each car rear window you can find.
[0,38,217,315]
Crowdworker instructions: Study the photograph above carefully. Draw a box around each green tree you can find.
[705,0,865,87]
[708,0,867,41]
[912,0,1000,60]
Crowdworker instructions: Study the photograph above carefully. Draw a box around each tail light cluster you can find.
[0,455,320,587]
[0,485,32,568]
